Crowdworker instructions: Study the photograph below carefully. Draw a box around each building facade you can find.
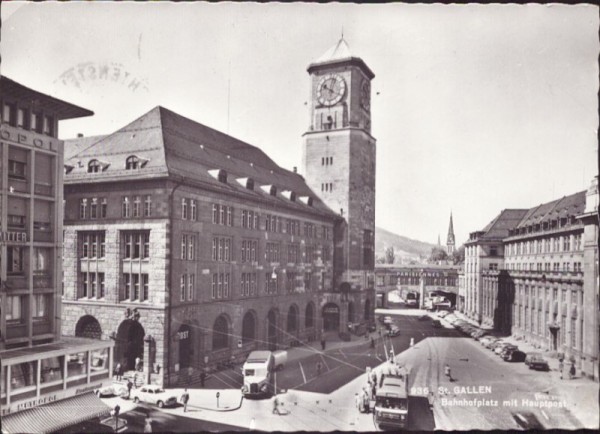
[61,104,345,386]
[462,181,599,380]
[0,77,114,429]
[302,37,376,334]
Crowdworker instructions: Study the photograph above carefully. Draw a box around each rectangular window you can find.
[80,198,88,219]
[212,274,218,299]
[6,296,22,322]
[142,274,149,301]
[133,196,142,217]
[218,273,223,298]
[123,231,150,259]
[188,274,194,301]
[190,199,197,221]
[563,236,570,252]
[212,204,218,224]
[182,198,188,220]
[7,246,24,274]
[43,115,53,135]
[99,273,105,298]
[8,159,26,179]
[224,273,230,298]
[219,206,225,225]
[101,198,108,218]
[90,273,97,297]
[181,234,188,260]
[188,235,195,260]
[144,195,152,217]
[133,273,140,300]
[122,197,130,218]
[81,273,89,298]
[227,206,233,226]
[180,275,186,302]
[124,274,131,300]
[90,198,98,219]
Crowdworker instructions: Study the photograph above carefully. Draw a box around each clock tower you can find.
[302,37,376,331]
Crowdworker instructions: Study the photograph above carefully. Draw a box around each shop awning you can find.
[1,392,110,434]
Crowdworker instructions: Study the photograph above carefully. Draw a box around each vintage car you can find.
[387,325,401,337]
[95,383,129,398]
[525,354,550,371]
[130,385,178,408]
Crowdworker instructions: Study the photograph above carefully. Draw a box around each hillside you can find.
[375,226,437,262]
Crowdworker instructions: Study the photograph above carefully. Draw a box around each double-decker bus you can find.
[373,366,409,429]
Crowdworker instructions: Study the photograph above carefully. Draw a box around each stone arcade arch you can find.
[115,320,145,371]
[322,302,340,332]
[75,315,102,340]
[212,315,230,350]
[287,304,299,337]
[305,302,315,328]
[242,311,257,345]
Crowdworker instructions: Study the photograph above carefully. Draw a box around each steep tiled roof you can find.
[64,134,107,160]
[478,209,529,240]
[65,106,336,218]
[515,191,586,228]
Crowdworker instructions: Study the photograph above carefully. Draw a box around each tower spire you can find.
[446,212,456,254]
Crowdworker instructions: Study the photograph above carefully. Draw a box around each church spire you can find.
[446,212,455,254]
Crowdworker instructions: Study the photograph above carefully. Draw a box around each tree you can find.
[429,247,448,262]
[385,246,395,264]
[452,245,465,264]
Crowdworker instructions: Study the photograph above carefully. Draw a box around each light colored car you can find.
[383,316,393,325]
[494,342,514,355]
[387,325,401,337]
[130,385,178,408]
[95,383,128,398]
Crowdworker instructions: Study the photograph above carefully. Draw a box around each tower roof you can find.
[447,212,455,244]
[307,37,375,79]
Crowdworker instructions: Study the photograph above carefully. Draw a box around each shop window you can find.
[41,356,64,384]
[91,348,109,372]
[11,361,37,390]
[67,352,88,378]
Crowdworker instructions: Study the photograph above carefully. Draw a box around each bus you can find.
[405,291,419,307]
[373,366,409,429]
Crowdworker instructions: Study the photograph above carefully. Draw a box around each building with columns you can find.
[302,37,376,334]
[462,178,599,380]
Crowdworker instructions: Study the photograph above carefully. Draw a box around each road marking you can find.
[541,410,549,420]
[339,349,347,359]
[299,361,307,383]
[320,354,330,370]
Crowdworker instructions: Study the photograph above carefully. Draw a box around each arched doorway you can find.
[177,324,192,368]
[212,315,229,350]
[348,302,355,323]
[75,315,102,339]
[305,302,315,328]
[287,305,299,336]
[116,320,145,371]
[267,309,278,351]
[364,298,371,322]
[322,303,340,332]
[242,311,257,345]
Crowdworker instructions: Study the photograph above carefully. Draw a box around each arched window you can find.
[126,156,140,170]
[212,315,229,350]
[88,160,101,173]
[217,170,228,183]
[241,312,256,344]
[287,305,298,333]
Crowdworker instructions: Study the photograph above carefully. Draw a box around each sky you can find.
[2,2,598,246]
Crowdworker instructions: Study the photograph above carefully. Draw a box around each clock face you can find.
[317,74,346,106]
[360,80,371,111]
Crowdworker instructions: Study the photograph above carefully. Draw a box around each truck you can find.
[241,350,287,397]
[373,365,409,430]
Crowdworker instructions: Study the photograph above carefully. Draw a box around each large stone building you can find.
[60,38,377,388]
[0,77,114,431]
[462,180,599,380]
[302,37,376,333]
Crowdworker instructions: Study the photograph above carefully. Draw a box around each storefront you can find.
[1,337,114,433]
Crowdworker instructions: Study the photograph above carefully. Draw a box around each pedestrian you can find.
[143,416,153,433]
[133,372,138,388]
[362,387,370,414]
[354,392,361,412]
[559,360,564,380]
[321,337,326,351]
[444,364,452,381]
[180,388,190,412]
[371,370,377,386]
[371,381,376,398]
[272,396,279,415]
[370,337,375,349]
[569,363,576,380]
[115,363,122,381]
[135,357,142,372]
[316,361,322,376]
[200,371,206,388]
[126,378,133,399]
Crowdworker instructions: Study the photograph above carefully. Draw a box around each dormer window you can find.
[299,196,314,206]
[126,156,140,170]
[282,190,296,202]
[236,177,255,190]
[88,160,102,173]
[208,169,228,184]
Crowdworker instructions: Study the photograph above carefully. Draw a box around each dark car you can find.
[387,325,401,337]
[503,349,526,362]
[499,345,518,358]
[432,319,442,328]
[526,354,550,371]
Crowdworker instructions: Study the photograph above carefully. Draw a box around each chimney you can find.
[77,133,84,138]
[293,166,297,173]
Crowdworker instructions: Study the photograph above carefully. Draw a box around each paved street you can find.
[88,307,597,432]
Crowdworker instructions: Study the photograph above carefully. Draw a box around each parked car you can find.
[432,319,442,328]
[434,298,452,310]
[499,344,518,358]
[95,383,128,398]
[503,349,526,362]
[480,336,498,347]
[130,385,178,408]
[494,342,515,355]
[387,325,401,337]
[525,354,550,371]
[488,340,505,350]
[437,311,449,318]
[383,316,393,325]
[473,330,488,340]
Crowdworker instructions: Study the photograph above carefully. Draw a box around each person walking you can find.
[370,337,375,349]
[115,363,122,381]
[316,361,322,376]
[321,337,326,351]
[569,362,576,380]
[444,364,452,381]
[180,388,190,412]
[559,360,564,380]
[126,379,133,399]
[200,371,206,388]
[272,396,279,415]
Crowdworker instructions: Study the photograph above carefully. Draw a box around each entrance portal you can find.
[116,320,145,371]
[322,303,340,332]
